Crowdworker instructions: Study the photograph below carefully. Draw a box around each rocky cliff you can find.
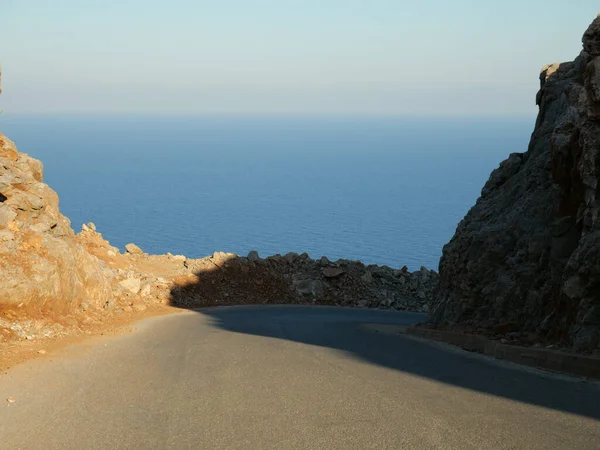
[432,15,600,352]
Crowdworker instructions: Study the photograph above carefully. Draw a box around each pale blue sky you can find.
[1,1,598,115]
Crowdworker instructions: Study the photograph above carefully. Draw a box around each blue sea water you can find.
[0,115,533,270]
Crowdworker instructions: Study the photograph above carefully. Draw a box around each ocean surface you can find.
[0,115,533,270]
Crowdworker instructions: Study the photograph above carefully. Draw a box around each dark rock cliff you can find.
[432,15,600,352]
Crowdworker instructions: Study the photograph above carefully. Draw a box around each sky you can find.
[1,1,598,116]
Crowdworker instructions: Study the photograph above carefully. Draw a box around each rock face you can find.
[0,133,114,313]
[432,15,600,352]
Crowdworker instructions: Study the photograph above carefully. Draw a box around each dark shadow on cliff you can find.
[169,254,600,421]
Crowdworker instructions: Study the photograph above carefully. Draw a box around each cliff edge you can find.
[432,15,600,352]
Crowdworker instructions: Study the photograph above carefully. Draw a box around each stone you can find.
[87,222,96,231]
[320,256,330,267]
[322,267,344,278]
[361,271,374,284]
[293,279,325,298]
[140,283,153,297]
[0,205,16,228]
[125,243,143,255]
[247,250,260,262]
[119,278,141,295]
[0,230,14,242]
[81,223,90,232]
[285,252,298,264]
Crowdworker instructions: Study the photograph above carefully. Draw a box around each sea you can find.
[0,115,534,270]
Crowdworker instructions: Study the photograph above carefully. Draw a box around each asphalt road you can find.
[1,306,599,449]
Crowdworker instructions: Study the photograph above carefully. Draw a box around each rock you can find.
[361,271,374,284]
[119,278,141,295]
[132,303,147,312]
[37,349,47,355]
[285,252,298,264]
[319,256,330,267]
[431,15,600,350]
[248,250,260,262]
[87,222,96,231]
[125,243,143,255]
[322,267,344,278]
[0,205,16,228]
[0,230,14,241]
[583,15,600,56]
[81,223,90,232]
[408,277,419,291]
[293,279,325,298]
[140,283,153,297]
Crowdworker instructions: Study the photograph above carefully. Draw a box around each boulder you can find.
[323,267,344,278]
[119,278,141,295]
[125,243,144,255]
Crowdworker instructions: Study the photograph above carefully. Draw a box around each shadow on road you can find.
[170,257,600,421]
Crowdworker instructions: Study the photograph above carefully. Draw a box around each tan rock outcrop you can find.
[0,133,114,314]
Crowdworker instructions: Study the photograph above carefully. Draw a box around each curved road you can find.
[1,306,599,449]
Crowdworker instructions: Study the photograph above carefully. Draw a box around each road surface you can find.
[0,306,599,449]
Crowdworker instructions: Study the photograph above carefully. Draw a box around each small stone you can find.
[0,230,14,241]
[140,283,153,297]
[408,278,419,291]
[81,223,89,232]
[37,349,47,355]
[248,250,260,262]
[125,243,144,255]
[87,222,96,231]
[323,267,344,278]
[0,205,17,228]
[6,397,15,404]
[320,256,330,267]
[285,252,298,264]
[361,271,374,284]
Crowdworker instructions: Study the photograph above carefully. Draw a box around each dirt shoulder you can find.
[0,304,182,373]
